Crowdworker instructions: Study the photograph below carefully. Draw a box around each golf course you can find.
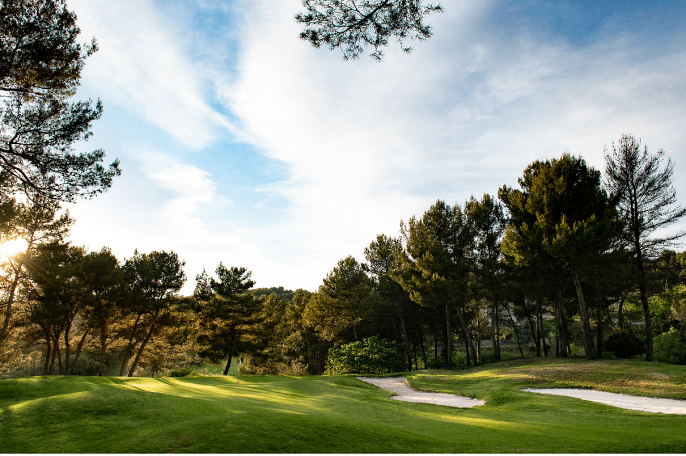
[2,357,685,453]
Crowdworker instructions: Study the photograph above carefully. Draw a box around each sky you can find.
[63,0,686,295]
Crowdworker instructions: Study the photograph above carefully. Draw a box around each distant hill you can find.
[253,286,295,303]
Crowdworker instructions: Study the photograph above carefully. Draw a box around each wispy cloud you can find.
[221,0,686,289]
[65,0,686,293]
[148,162,225,235]
[70,0,233,148]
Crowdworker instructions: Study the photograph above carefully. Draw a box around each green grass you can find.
[1,358,686,453]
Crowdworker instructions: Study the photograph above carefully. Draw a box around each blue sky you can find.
[64,0,686,294]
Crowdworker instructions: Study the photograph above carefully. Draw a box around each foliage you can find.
[23,241,90,375]
[303,256,373,341]
[605,135,686,257]
[253,286,295,303]
[325,335,405,374]
[364,234,414,370]
[120,250,186,377]
[654,329,686,365]
[604,134,686,361]
[0,0,120,202]
[194,264,258,375]
[166,367,197,377]
[296,0,443,61]
[500,153,621,360]
[399,199,476,367]
[240,293,309,376]
[424,355,445,369]
[604,332,645,359]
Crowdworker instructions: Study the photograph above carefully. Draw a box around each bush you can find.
[604,332,645,359]
[166,367,197,377]
[325,336,406,374]
[425,355,446,369]
[452,352,467,368]
[654,329,686,365]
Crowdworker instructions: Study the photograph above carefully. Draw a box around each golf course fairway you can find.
[1,358,685,453]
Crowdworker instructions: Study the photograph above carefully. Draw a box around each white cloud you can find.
[70,0,233,148]
[65,0,686,294]
[148,162,221,235]
[68,153,265,294]
[220,0,686,290]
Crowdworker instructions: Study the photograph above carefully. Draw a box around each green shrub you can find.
[604,332,645,359]
[325,336,406,374]
[425,355,446,369]
[654,329,686,365]
[452,352,466,368]
[166,367,197,377]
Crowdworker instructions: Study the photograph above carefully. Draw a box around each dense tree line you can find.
[236,139,686,373]
[1,1,686,377]
[1,138,685,378]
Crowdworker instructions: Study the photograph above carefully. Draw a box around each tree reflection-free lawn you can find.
[1,358,685,453]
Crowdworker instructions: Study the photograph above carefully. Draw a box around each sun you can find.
[0,238,28,257]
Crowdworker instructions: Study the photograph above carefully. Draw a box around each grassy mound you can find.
[1,358,685,453]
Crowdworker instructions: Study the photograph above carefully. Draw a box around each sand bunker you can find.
[523,388,686,414]
[357,376,484,408]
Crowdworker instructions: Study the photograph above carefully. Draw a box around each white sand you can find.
[357,376,484,408]
[523,388,686,414]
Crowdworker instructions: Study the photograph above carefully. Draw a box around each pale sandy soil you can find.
[523,388,686,414]
[357,376,485,408]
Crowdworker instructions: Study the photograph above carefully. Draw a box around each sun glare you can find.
[0,238,28,257]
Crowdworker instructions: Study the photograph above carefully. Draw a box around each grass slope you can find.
[1,358,685,453]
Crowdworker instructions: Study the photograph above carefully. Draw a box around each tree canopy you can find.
[0,0,120,203]
[296,0,443,61]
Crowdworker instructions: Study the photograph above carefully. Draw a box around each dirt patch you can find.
[357,376,484,408]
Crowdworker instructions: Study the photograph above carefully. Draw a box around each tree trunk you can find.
[494,301,501,359]
[68,328,90,375]
[99,325,108,377]
[555,287,568,357]
[63,321,72,375]
[43,330,52,375]
[223,353,233,375]
[303,336,311,371]
[396,302,413,370]
[537,299,547,357]
[119,313,143,376]
[505,303,524,357]
[128,323,155,377]
[570,266,596,360]
[476,330,481,364]
[412,339,419,370]
[595,270,604,358]
[56,337,64,375]
[464,334,470,366]
[637,258,653,361]
[632,213,653,360]
[524,302,539,357]
[617,291,628,333]
[457,306,477,364]
[554,297,560,357]
[417,324,427,367]
[444,302,452,368]
[0,266,21,348]
[49,337,58,375]
[490,302,497,361]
